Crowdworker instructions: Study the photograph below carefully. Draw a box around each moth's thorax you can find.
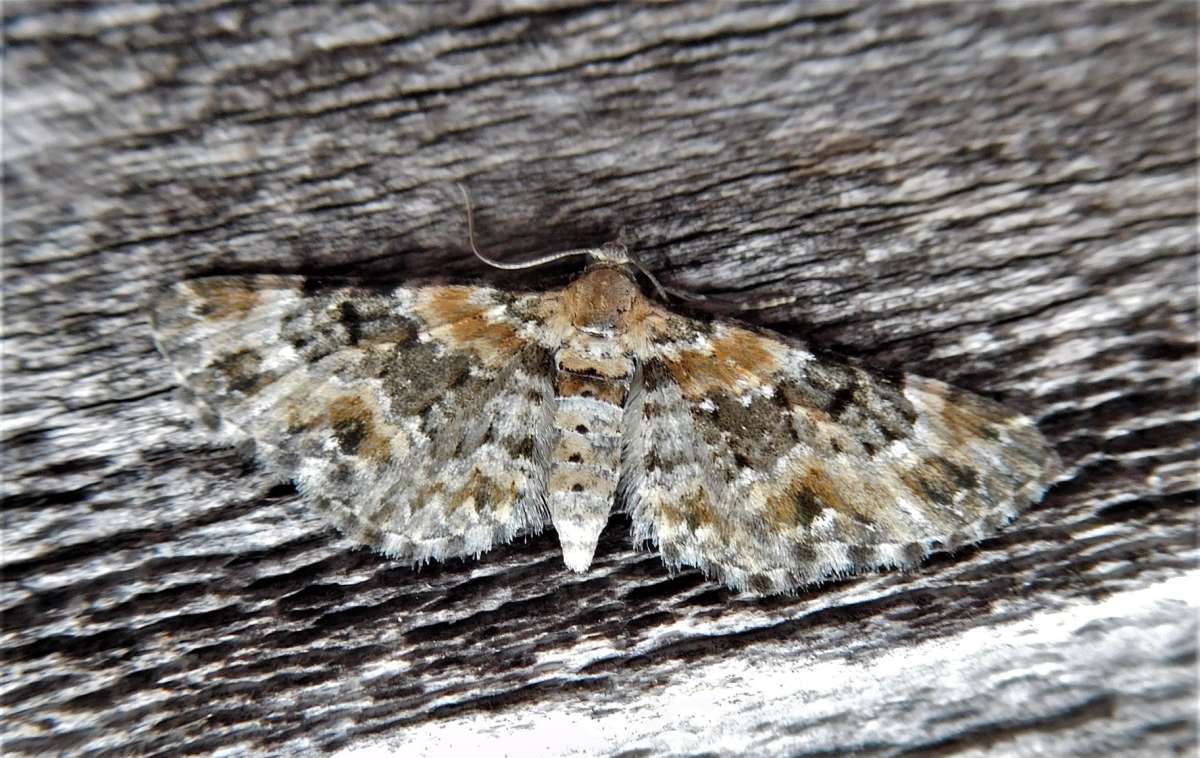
[561,266,645,334]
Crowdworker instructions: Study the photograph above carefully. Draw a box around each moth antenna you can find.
[459,183,606,271]
[629,261,674,303]
[458,185,792,309]
[727,293,799,311]
[664,285,797,311]
[659,282,799,312]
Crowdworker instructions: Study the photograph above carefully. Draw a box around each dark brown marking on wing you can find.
[939,387,1009,443]
[209,348,268,396]
[778,481,824,529]
[901,455,980,508]
[780,361,918,458]
[501,434,536,460]
[765,465,882,531]
[709,393,799,471]
[326,395,392,462]
[748,574,775,594]
[360,341,474,417]
[445,470,517,515]
[765,466,838,529]
[336,299,417,347]
[658,488,720,532]
[644,446,678,475]
[783,359,858,416]
[640,359,674,393]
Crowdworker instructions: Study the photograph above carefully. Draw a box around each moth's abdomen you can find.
[548,344,632,571]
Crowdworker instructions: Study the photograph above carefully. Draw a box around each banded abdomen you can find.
[548,337,632,570]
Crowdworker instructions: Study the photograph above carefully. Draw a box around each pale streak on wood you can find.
[1,1,1196,756]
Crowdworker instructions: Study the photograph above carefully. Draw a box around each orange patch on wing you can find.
[938,391,1010,445]
[763,463,884,530]
[657,487,719,532]
[188,279,265,321]
[765,465,835,529]
[419,286,486,324]
[326,395,394,462]
[445,470,517,515]
[417,287,523,367]
[666,327,780,398]
[411,480,448,511]
[620,299,674,353]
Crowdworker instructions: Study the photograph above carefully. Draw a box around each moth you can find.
[151,198,1060,594]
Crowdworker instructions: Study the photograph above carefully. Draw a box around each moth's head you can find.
[565,263,643,333]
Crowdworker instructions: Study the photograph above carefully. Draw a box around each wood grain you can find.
[3,1,1196,755]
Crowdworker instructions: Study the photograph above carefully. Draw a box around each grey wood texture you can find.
[3,1,1196,756]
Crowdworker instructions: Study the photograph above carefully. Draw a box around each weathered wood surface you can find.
[3,1,1196,755]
